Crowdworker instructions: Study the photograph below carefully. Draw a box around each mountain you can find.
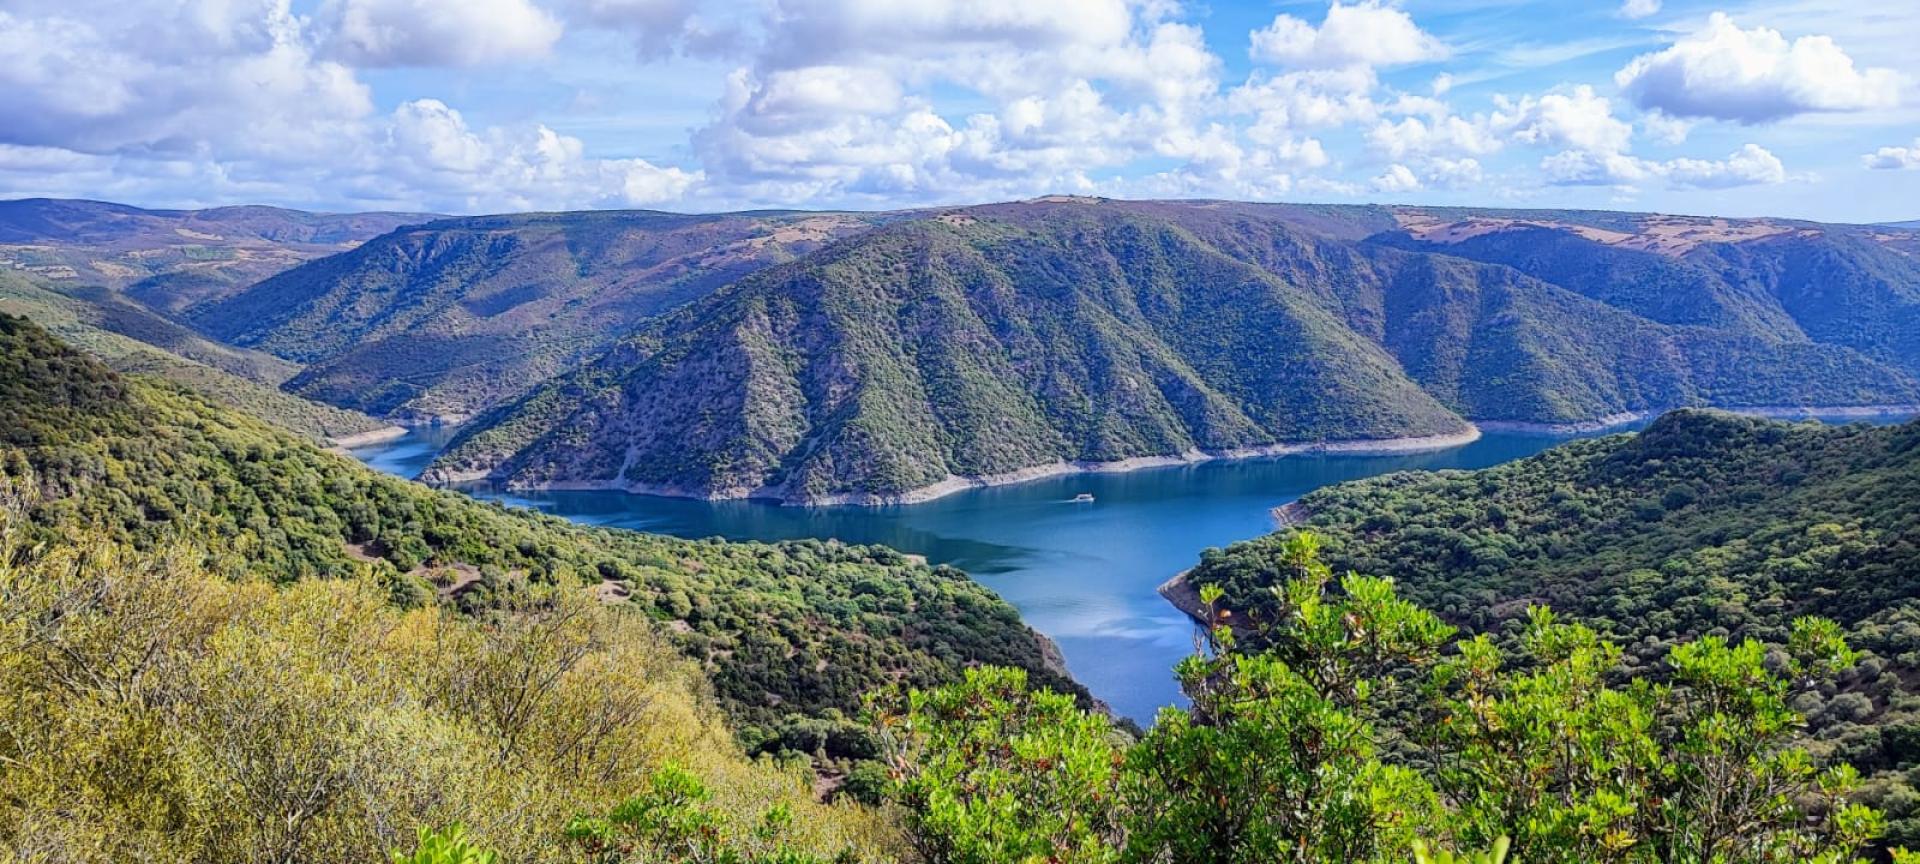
[0,312,1081,737]
[0,198,433,312]
[1388,208,1920,378]
[1181,409,1920,844]
[190,209,886,421]
[431,198,1920,504]
[0,270,394,442]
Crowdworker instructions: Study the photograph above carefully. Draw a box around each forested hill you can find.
[1185,409,1920,844]
[0,313,1081,742]
[188,209,886,421]
[0,269,395,443]
[432,198,1920,504]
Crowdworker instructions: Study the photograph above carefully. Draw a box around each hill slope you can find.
[192,209,885,421]
[0,313,1080,735]
[433,199,1920,503]
[1182,409,1920,843]
[433,204,1477,502]
[0,271,393,442]
[0,197,431,310]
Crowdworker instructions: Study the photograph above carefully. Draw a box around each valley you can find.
[348,409,1912,722]
[7,193,1920,861]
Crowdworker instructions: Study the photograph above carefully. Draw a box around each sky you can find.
[1,0,1917,222]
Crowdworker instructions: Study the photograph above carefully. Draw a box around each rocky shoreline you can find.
[426,404,1919,505]
[1474,404,1920,435]
[326,425,409,449]
[481,427,1487,506]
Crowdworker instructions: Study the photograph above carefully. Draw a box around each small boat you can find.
[1071,493,1095,503]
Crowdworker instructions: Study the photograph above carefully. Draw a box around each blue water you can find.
[349,414,1908,723]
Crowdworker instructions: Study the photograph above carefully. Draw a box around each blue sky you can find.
[2,0,1917,221]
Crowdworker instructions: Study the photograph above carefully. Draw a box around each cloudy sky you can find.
[2,0,1917,221]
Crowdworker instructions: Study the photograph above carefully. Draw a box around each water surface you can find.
[350,414,1904,722]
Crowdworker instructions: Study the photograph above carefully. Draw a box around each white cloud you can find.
[0,1,707,212]
[1372,163,1422,193]
[1640,112,1693,145]
[1615,13,1903,123]
[321,0,563,67]
[691,0,1241,203]
[385,99,700,209]
[1368,115,1502,160]
[1250,1,1447,69]
[1494,85,1633,155]
[0,3,373,160]
[1863,139,1920,170]
[1619,0,1660,21]
[1543,143,1787,189]
[1663,143,1788,188]
[1425,157,1484,188]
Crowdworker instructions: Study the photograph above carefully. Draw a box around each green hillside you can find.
[191,209,884,421]
[0,271,392,442]
[1184,409,1920,844]
[0,314,1080,743]
[434,204,1472,502]
[433,199,1920,503]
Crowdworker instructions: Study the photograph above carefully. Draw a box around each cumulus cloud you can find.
[1494,85,1633,155]
[1640,112,1693,145]
[1250,1,1447,69]
[1372,163,1422,193]
[0,0,1880,212]
[0,2,372,160]
[692,0,1242,203]
[1615,13,1903,123]
[1863,139,1920,170]
[386,99,700,209]
[321,0,563,67]
[1367,115,1501,160]
[1543,143,1787,189]
[0,0,707,212]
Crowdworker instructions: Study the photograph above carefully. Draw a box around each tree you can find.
[869,666,1128,864]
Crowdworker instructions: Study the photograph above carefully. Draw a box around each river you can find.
[347,414,1903,722]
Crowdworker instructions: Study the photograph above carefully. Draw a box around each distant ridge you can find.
[0,197,435,311]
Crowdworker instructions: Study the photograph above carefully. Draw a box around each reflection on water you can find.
[351,412,1909,722]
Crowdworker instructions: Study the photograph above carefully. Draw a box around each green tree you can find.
[870,666,1128,864]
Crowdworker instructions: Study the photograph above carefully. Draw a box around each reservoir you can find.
[350,415,1903,722]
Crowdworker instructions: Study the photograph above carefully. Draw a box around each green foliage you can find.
[564,765,858,864]
[1412,837,1509,864]
[0,314,1082,752]
[881,534,1888,863]
[392,826,500,864]
[871,667,1128,864]
[0,516,901,863]
[0,270,393,441]
[1191,409,1920,842]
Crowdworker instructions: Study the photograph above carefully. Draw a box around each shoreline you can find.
[1475,403,1920,435]
[432,403,1918,507]
[327,425,409,450]
[490,426,1487,507]
[1157,569,1207,627]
